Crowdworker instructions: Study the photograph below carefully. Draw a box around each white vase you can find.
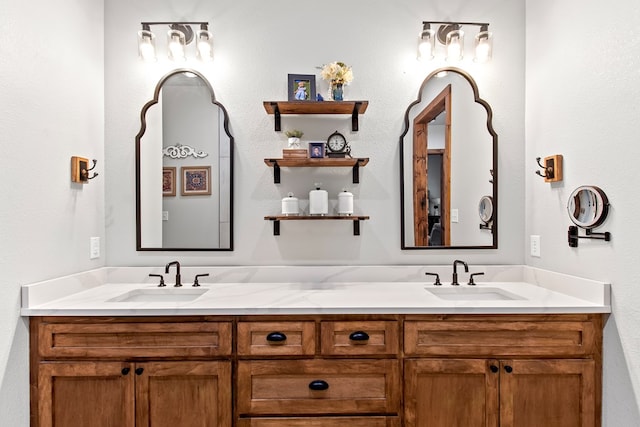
[287,137,301,148]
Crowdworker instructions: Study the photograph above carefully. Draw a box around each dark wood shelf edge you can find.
[263,158,369,167]
[263,101,369,132]
[264,215,370,236]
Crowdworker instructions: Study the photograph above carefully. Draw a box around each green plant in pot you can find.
[285,129,304,148]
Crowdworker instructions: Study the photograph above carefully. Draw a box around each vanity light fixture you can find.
[418,21,493,62]
[137,22,213,62]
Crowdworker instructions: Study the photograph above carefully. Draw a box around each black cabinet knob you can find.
[504,365,513,373]
[121,367,130,375]
[490,365,499,373]
[349,331,370,341]
[266,332,287,342]
[308,380,329,391]
[135,367,144,375]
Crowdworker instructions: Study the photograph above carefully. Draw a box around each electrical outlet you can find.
[90,237,100,259]
[451,209,459,223]
[530,235,541,257]
[162,211,169,221]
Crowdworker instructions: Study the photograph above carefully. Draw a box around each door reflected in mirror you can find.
[400,67,497,249]
[136,69,233,251]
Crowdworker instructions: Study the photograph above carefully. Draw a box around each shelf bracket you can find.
[353,219,361,235]
[272,220,280,236]
[351,102,362,131]
[270,102,282,131]
[272,161,281,183]
[352,161,361,183]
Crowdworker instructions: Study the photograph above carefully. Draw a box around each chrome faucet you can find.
[451,259,469,286]
[165,261,182,287]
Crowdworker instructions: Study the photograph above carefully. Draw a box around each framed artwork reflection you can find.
[162,167,176,197]
[288,74,316,101]
[181,166,211,196]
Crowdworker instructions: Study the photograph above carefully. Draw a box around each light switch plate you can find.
[90,237,100,259]
[451,209,459,223]
[530,235,541,257]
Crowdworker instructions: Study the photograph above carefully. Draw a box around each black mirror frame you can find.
[135,68,234,251]
[399,67,498,250]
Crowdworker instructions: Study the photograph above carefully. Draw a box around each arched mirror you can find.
[400,67,497,249]
[136,69,233,251]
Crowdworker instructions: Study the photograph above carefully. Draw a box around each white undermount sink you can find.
[107,288,209,303]
[426,286,525,301]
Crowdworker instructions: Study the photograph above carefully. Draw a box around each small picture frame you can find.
[308,142,325,158]
[162,167,176,197]
[288,74,316,101]
[181,166,211,196]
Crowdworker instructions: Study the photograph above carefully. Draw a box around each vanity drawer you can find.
[237,416,400,427]
[237,359,400,415]
[237,321,315,356]
[38,320,232,359]
[404,315,598,357]
[321,321,399,356]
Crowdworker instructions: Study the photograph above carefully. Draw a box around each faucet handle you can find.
[468,272,485,286]
[425,272,442,286]
[193,273,210,287]
[149,274,166,287]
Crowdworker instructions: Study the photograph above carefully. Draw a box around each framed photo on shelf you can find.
[181,166,211,196]
[288,74,316,101]
[162,167,176,197]
[308,142,325,158]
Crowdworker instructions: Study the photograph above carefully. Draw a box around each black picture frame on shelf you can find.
[308,142,325,158]
[288,74,316,101]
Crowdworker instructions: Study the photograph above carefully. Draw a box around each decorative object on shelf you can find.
[417,21,492,62]
[282,149,308,159]
[320,61,353,101]
[535,155,563,183]
[288,74,316,101]
[567,185,611,247]
[163,143,209,159]
[181,166,211,196]
[163,167,176,197]
[281,192,300,216]
[326,130,351,158]
[309,183,328,215]
[478,195,494,231]
[137,22,213,62]
[284,129,304,148]
[338,189,354,216]
[71,156,99,183]
[309,141,325,158]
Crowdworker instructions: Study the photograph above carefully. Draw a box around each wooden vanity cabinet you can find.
[30,316,233,427]
[30,313,603,427]
[403,314,603,427]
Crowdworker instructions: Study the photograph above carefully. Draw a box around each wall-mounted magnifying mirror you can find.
[567,185,611,247]
[400,67,497,249]
[478,195,494,231]
[136,69,234,251]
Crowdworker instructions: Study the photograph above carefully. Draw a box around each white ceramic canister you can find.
[338,189,354,215]
[309,183,328,215]
[281,192,299,215]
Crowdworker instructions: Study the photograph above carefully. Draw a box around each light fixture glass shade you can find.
[167,29,186,61]
[417,28,435,61]
[474,30,493,62]
[445,28,464,61]
[196,28,214,61]
[137,29,156,62]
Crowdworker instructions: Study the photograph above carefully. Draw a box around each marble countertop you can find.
[20,266,611,316]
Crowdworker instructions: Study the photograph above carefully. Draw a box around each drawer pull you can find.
[135,367,144,375]
[490,365,499,373]
[121,367,130,375]
[349,331,370,341]
[504,365,513,374]
[266,332,287,342]
[308,380,329,391]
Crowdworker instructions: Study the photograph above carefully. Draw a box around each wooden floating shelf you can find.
[263,100,369,131]
[264,215,370,236]
[264,158,369,184]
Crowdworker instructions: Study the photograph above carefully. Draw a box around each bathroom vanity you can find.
[22,266,609,427]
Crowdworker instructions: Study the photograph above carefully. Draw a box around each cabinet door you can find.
[135,361,232,427]
[404,359,499,427]
[499,359,596,427]
[38,361,135,427]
